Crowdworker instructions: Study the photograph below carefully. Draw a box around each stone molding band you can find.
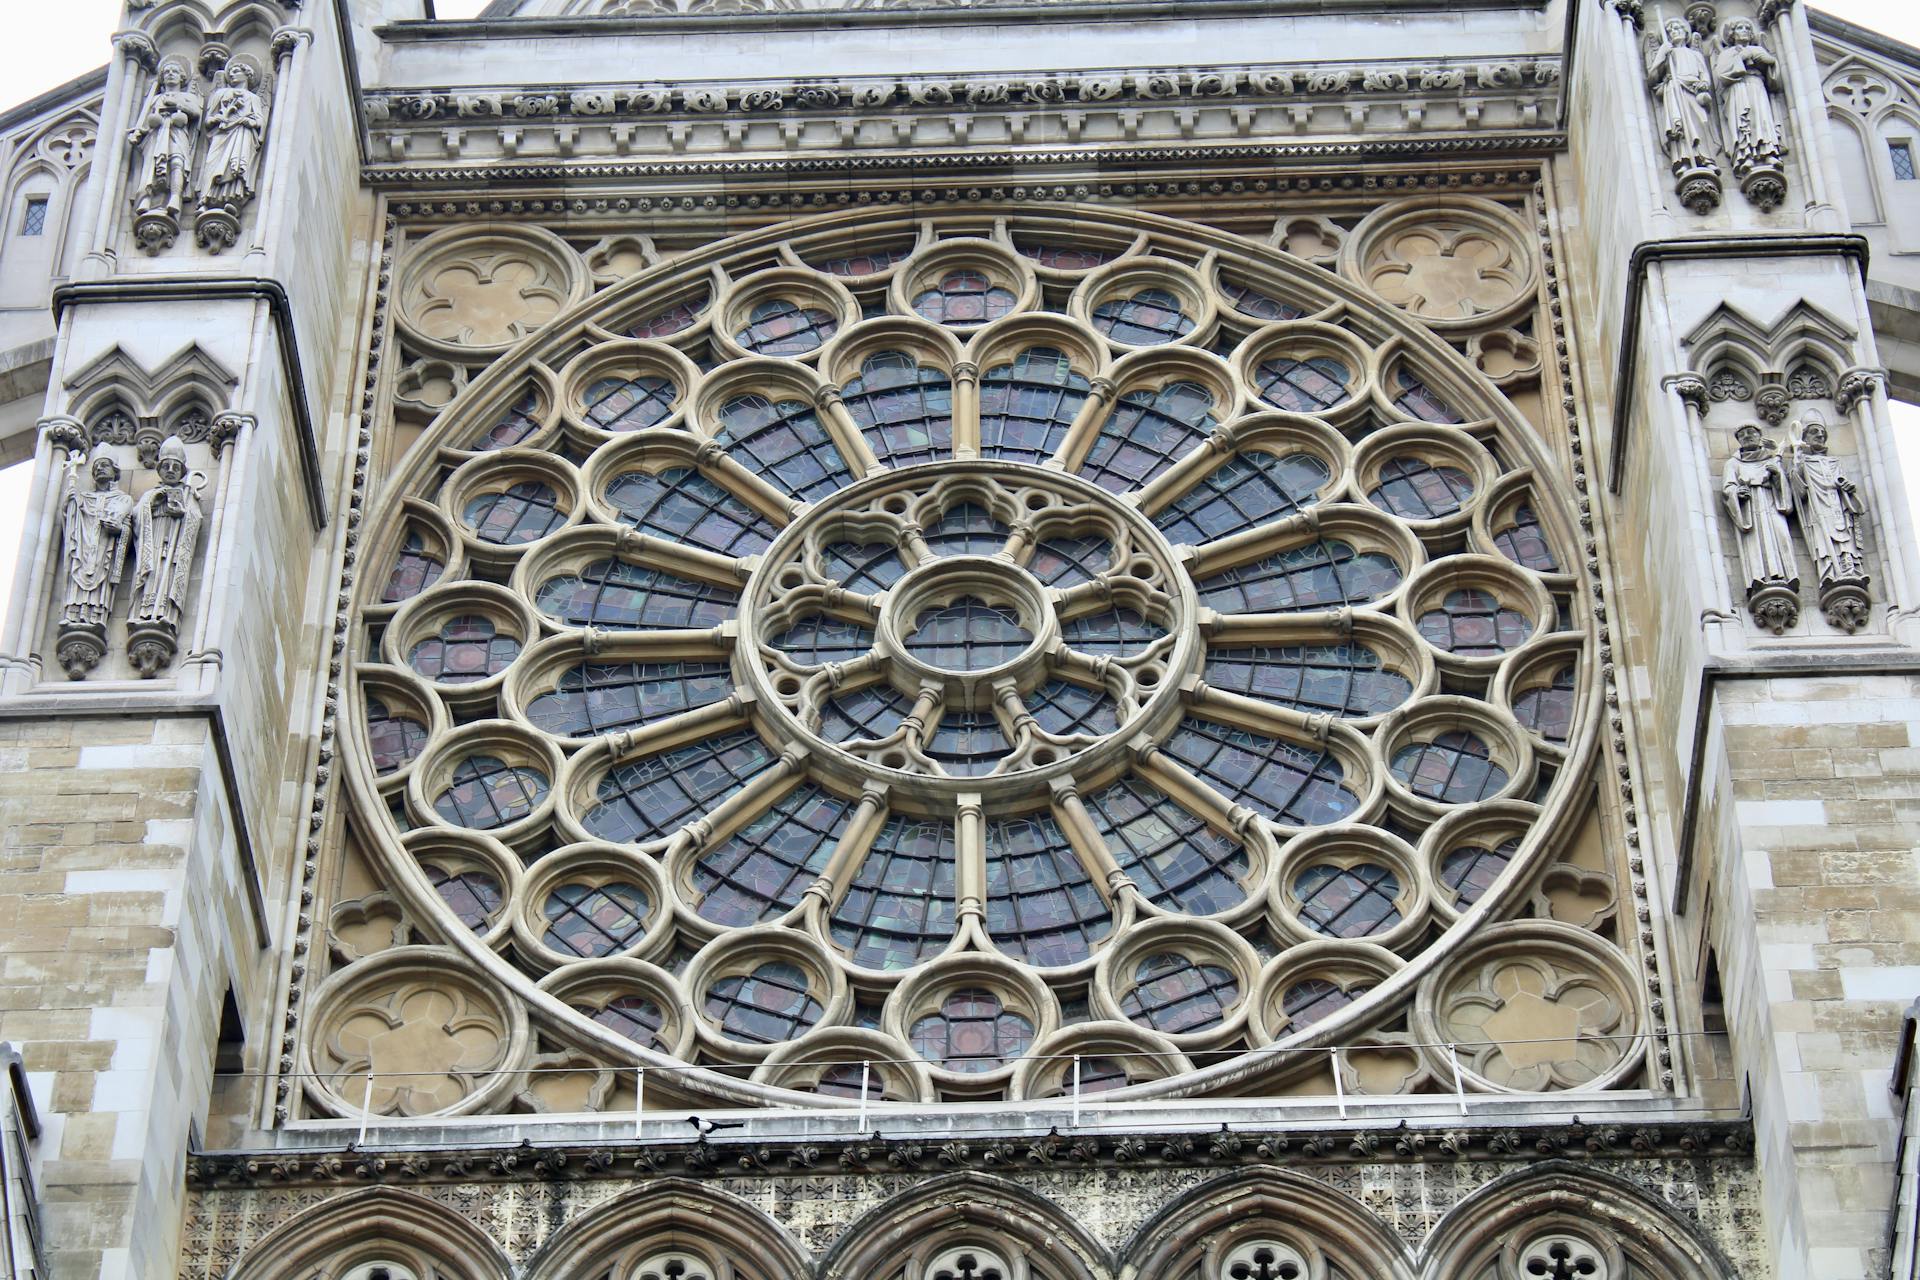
[187,1115,1753,1189]
[1604,232,1871,496]
[53,277,329,529]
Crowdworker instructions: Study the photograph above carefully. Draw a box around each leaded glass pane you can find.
[984,812,1111,966]
[1152,450,1331,545]
[923,503,1008,558]
[1082,776,1248,914]
[583,374,677,431]
[1390,730,1508,803]
[1441,837,1518,907]
[692,784,853,925]
[821,541,908,593]
[527,660,731,737]
[583,729,772,843]
[1218,276,1304,322]
[1015,242,1113,269]
[926,710,1010,776]
[1025,534,1111,587]
[909,989,1034,1071]
[734,298,837,355]
[841,352,953,468]
[1025,679,1119,737]
[631,295,705,339]
[818,683,913,743]
[366,697,429,773]
[704,961,823,1044]
[381,529,444,603]
[1161,716,1357,826]
[408,616,519,683]
[1494,503,1559,571]
[1513,665,1577,742]
[582,994,667,1050]
[605,467,776,558]
[1393,367,1464,423]
[819,247,911,276]
[1204,643,1413,718]
[471,388,542,451]
[1091,288,1195,345]
[1281,978,1359,1029]
[1079,380,1217,493]
[906,598,1031,668]
[978,348,1090,464]
[830,815,957,968]
[713,395,853,501]
[1368,456,1475,519]
[542,881,650,957]
[771,615,875,664]
[1293,863,1401,937]
[424,864,503,931]
[1416,589,1532,656]
[1059,607,1167,657]
[1253,355,1351,412]
[1193,541,1402,613]
[434,755,548,828]
[911,270,1017,325]
[464,481,565,545]
[535,559,736,629]
[1119,953,1238,1034]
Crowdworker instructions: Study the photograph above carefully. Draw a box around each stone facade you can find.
[0,0,1915,1277]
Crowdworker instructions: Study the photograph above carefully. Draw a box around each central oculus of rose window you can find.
[742,460,1198,798]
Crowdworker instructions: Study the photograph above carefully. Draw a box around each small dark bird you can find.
[685,1115,745,1137]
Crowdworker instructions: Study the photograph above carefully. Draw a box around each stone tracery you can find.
[320,203,1638,1114]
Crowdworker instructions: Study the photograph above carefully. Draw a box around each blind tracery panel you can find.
[321,203,1638,1117]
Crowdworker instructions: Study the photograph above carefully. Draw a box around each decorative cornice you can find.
[186,1116,1754,1190]
[362,59,1561,169]
[371,145,1556,195]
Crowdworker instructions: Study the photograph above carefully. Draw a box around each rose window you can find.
[327,206,1624,1116]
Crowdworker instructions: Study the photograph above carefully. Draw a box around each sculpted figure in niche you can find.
[126,59,201,249]
[1787,412,1871,631]
[1722,422,1800,633]
[1714,17,1788,208]
[55,444,133,678]
[1645,18,1723,212]
[200,62,266,212]
[127,435,204,677]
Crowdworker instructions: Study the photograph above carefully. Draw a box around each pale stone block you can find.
[1838,966,1920,1000]
[1739,798,1829,826]
[74,743,204,772]
[91,1069,150,1114]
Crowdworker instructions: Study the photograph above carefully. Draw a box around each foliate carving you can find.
[127,58,202,253]
[1753,383,1789,425]
[1722,423,1800,633]
[37,415,88,454]
[126,436,206,678]
[1834,368,1879,414]
[1644,18,1722,213]
[196,59,269,253]
[1715,17,1788,209]
[1668,373,1709,413]
[1786,413,1870,632]
[1707,368,1751,401]
[55,445,134,679]
[1786,366,1830,399]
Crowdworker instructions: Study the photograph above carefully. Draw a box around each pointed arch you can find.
[820,1171,1109,1280]
[1119,1166,1414,1280]
[522,1177,813,1280]
[1418,1162,1740,1280]
[225,1187,512,1280]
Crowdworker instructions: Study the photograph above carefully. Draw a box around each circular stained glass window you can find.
[343,208,1600,1112]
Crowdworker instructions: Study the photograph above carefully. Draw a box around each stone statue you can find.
[127,435,204,677]
[56,444,133,678]
[1721,422,1799,632]
[1714,17,1787,208]
[1645,18,1722,212]
[1786,413,1871,631]
[196,61,267,251]
[201,62,265,209]
[127,59,201,251]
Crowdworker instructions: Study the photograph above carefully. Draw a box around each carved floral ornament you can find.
[313,204,1646,1121]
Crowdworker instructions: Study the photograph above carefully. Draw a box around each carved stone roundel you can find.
[339,205,1613,1111]
[1341,197,1537,332]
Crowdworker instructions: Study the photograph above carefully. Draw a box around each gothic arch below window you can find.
[223,1187,513,1280]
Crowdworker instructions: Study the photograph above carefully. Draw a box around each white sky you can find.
[0,0,1914,609]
